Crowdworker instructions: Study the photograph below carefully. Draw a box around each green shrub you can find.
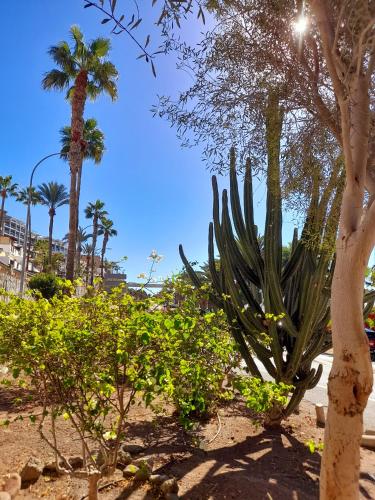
[28,273,61,299]
[159,277,241,427]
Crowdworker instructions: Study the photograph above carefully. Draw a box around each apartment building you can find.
[2,212,67,256]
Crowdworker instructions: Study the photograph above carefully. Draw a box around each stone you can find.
[132,456,154,471]
[120,443,145,455]
[117,450,132,467]
[160,478,179,495]
[123,464,139,478]
[0,473,21,497]
[20,457,44,483]
[0,493,11,500]
[134,467,151,481]
[149,474,169,485]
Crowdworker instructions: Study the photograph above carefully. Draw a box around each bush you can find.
[159,277,241,427]
[28,273,61,299]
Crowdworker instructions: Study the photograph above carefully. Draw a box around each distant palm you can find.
[0,176,18,235]
[38,182,69,266]
[76,226,91,276]
[81,242,95,286]
[60,118,105,235]
[85,200,108,284]
[17,187,42,272]
[98,218,117,278]
[42,25,118,280]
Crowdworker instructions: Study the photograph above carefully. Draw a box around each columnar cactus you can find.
[179,93,375,426]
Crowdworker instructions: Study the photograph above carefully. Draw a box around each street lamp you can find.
[20,152,61,294]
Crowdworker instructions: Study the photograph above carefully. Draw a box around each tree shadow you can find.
[0,384,40,414]
[163,429,321,499]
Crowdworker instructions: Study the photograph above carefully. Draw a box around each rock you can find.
[0,493,11,500]
[20,457,44,483]
[134,467,151,481]
[160,478,179,495]
[120,443,145,455]
[149,474,169,485]
[0,473,21,497]
[117,450,132,467]
[132,456,154,471]
[43,455,82,473]
[123,464,139,478]
[165,494,179,500]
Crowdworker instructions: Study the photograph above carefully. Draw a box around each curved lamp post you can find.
[20,152,61,294]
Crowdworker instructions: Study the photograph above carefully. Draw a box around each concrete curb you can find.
[314,403,375,449]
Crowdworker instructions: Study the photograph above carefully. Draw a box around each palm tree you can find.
[42,25,118,281]
[85,200,108,284]
[0,176,18,235]
[60,117,105,236]
[98,218,117,278]
[17,187,41,272]
[38,182,69,266]
[81,242,94,286]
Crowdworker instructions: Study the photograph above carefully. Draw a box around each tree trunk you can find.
[48,208,55,267]
[90,216,98,285]
[76,162,84,235]
[86,254,90,286]
[264,401,284,429]
[87,472,100,500]
[66,70,87,281]
[320,229,374,499]
[100,235,108,278]
[76,242,82,276]
[0,193,6,236]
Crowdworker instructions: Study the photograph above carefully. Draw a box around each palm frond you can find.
[47,42,76,75]
[90,38,111,58]
[42,69,70,91]
[38,182,69,209]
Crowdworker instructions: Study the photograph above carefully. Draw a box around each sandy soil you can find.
[1,383,375,500]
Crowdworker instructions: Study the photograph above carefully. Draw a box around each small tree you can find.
[0,176,18,235]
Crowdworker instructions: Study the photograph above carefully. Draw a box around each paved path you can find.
[255,354,375,429]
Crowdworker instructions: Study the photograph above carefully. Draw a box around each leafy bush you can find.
[234,376,292,426]
[159,277,241,427]
[28,273,61,299]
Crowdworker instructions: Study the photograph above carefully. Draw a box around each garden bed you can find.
[1,384,375,500]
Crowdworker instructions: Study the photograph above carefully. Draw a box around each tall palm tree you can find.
[98,217,117,278]
[42,25,118,281]
[0,176,18,235]
[81,242,94,286]
[85,200,108,284]
[17,187,41,272]
[38,182,69,266]
[60,117,105,236]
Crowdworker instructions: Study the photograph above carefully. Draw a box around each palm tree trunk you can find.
[101,235,108,278]
[0,193,6,236]
[76,163,83,235]
[90,217,98,285]
[76,243,82,276]
[66,70,88,281]
[86,254,90,286]
[48,208,55,267]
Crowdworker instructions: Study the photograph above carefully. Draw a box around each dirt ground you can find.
[1,383,375,500]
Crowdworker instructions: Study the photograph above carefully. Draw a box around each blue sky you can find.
[1,1,299,281]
